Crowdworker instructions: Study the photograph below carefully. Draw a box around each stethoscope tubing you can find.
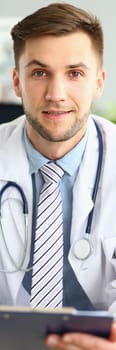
[0,181,29,272]
[85,120,103,233]
[0,181,28,215]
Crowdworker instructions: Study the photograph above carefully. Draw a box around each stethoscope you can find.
[0,181,29,272]
[73,119,103,260]
[0,119,103,272]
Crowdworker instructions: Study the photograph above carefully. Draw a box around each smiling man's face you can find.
[13,31,105,157]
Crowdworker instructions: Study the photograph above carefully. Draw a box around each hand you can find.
[45,321,116,350]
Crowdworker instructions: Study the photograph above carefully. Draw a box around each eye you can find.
[32,70,48,78]
[69,70,82,78]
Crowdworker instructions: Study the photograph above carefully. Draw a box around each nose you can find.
[45,76,67,102]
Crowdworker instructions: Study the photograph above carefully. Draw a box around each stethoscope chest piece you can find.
[73,238,91,260]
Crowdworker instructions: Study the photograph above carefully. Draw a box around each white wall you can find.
[0,0,116,109]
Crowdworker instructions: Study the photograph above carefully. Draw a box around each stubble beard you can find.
[24,108,89,142]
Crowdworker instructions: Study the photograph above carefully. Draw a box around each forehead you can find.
[19,31,98,69]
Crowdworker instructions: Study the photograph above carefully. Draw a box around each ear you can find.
[94,69,106,99]
[12,68,21,97]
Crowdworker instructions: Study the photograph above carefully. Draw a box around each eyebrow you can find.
[25,60,48,68]
[24,59,89,70]
[67,63,89,70]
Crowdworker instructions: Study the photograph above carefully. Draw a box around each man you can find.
[0,2,116,349]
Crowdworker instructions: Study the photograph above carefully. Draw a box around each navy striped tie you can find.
[30,162,64,308]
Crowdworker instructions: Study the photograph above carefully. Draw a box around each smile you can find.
[43,110,72,119]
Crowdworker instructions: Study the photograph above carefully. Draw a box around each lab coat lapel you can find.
[0,117,33,303]
[69,117,98,269]
[71,118,97,235]
[72,169,93,233]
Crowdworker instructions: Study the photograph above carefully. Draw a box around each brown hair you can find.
[11,2,104,68]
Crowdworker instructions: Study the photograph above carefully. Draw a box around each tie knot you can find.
[40,162,64,184]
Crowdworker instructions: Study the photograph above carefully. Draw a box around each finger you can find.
[45,334,79,350]
[45,334,60,348]
[62,332,116,350]
[46,335,65,350]
[109,322,116,342]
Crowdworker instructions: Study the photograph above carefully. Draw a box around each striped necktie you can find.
[30,162,64,309]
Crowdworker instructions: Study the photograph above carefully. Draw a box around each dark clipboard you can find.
[0,306,113,350]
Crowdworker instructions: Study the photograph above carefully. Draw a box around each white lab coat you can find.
[0,114,116,313]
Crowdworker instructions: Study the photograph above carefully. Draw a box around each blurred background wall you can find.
[0,0,116,121]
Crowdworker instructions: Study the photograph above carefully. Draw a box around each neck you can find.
[27,125,87,160]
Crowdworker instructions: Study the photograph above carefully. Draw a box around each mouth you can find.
[42,110,72,119]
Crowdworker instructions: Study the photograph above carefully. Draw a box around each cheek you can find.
[72,86,93,106]
[21,84,45,112]
[73,78,95,97]
[20,81,35,102]
[21,80,44,100]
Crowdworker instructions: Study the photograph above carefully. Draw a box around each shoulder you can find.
[0,115,26,146]
[90,114,116,144]
[91,114,116,133]
[90,115,116,174]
